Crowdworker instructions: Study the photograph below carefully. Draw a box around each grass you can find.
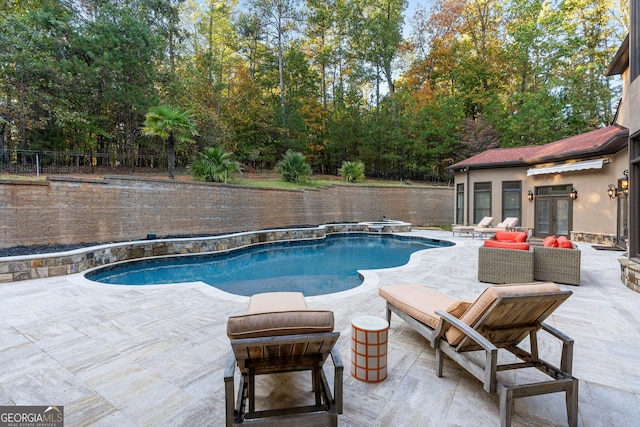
[1,170,448,190]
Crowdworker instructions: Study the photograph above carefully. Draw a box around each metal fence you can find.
[0,149,168,176]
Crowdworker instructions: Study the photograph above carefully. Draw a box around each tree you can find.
[249,0,300,126]
[190,146,241,183]
[276,149,311,183]
[338,160,365,182]
[142,106,198,179]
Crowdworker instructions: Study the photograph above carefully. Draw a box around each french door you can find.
[534,186,573,237]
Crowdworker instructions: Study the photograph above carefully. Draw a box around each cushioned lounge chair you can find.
[474,217,520,239]
[452,216,493,237]
[379,283,577,427]
[225,292,343,427]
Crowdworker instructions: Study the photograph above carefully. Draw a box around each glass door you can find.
[534,186,573,237]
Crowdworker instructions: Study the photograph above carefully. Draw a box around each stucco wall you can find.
[453,150,628,237]
[0,176,453,249]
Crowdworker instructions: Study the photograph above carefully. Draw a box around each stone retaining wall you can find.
[0,176,452,249]
[0,224,409,283]
[620,257,640,293]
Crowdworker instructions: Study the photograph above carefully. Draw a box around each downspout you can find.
[465,167,470,225]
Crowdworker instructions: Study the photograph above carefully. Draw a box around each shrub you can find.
[338,160,365,182]
[190,147,241,183]
[275,150,312,184]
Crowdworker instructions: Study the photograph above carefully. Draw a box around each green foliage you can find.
[276,149,312,184]
[0,0,626,183]
[338,160,365,182]
[190,147,242,183]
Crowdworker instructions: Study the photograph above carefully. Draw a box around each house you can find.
[448,2,639,292]
[606,2,640,292]
[447,126,629,245]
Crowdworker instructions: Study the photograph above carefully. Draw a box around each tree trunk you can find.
[167,133,176,179]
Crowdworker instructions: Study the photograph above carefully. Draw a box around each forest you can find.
[0,0,629,181]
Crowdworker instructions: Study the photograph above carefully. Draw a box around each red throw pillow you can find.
[543,236,557,248]
[495,231,514,241]
[515,232,528,242]
[555,236,572,248]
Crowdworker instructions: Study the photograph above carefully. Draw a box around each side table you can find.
[351,315,389,382]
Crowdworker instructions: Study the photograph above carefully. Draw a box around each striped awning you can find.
[526,158,608,176]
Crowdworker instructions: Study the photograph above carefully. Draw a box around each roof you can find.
[448,125,628,171]
[605,34,629,76]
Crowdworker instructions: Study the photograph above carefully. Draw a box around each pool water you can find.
[87,234,452,296]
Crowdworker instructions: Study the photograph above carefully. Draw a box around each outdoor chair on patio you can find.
[452,216,493,237]
[224,292,343,427]
[379,282,577,427]
[474,217,520,239]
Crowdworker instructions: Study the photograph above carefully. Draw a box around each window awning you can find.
[526,158,609,176]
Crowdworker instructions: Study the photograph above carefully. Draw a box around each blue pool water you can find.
[86,234,453,296]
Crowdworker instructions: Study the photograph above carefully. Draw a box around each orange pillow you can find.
[555,236,572,248]
[515,232,528,242]
[543,236,557,248]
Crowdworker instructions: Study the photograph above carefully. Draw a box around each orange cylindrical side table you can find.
[351,315,389,382]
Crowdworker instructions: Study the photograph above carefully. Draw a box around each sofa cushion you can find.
[379,284,457,329]
[484,239,530,250]
[445,282,561,346]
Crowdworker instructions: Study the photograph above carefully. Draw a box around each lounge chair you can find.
[474,217,520,239]
[225,292,343,427]
[379,282,577,427]
[452,216,493,237]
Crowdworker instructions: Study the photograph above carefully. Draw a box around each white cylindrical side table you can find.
[351,315,389,382]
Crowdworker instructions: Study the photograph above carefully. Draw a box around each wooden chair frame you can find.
[385,291,578,427]
[224,332,343,427]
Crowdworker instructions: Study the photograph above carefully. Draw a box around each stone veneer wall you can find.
[0,223,411,283]
[570,231,616,245]
[0,175,451,249]
[619,257,640,293]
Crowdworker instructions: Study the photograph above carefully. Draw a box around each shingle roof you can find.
[448,125,628,171]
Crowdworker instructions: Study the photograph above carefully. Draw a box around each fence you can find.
[0,149,169,176]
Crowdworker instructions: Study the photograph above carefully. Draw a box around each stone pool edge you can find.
[0,222,413,283]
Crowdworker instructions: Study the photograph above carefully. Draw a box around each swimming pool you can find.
[86,234,453,296]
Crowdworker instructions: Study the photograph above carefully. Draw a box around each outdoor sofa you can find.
[478,231,534,284]
[530,236,582,285]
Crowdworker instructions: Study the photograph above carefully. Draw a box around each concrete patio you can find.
[1,229,639,426]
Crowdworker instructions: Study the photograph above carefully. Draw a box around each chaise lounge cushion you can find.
[227,292,334,339]
[445,282,561,345]
[379,284,458,329]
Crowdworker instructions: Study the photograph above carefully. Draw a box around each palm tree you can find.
[191,147,242,183]
[142,106,197,179]
[276,150,312,184]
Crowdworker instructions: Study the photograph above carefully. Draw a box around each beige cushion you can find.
[445,282,560,345]
[227,310,334,339]
[379,284,457,329]
[248,291,307,313]
[227,292,334,339]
